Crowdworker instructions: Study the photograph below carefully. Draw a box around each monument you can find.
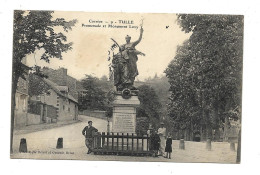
[109,27,145,133]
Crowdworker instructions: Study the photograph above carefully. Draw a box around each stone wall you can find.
[58,97,78,121]
[14,111,27,128]
[80,110,106,120]
[14,92,29,128]
[27,113,41,125]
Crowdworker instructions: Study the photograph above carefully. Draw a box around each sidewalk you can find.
[14,120,81,135]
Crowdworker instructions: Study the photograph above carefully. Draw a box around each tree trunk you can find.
[10,74,19,154]
[223,116,229,142]
[236,129,241,163]
[190,118,194,141]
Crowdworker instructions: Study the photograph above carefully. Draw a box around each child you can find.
[165,132,172,159]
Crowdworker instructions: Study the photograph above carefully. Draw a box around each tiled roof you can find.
[43,78,78,103]
[56,86,69,92]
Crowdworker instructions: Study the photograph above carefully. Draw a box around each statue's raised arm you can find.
[110,26,144,91]
[132,27,144,47]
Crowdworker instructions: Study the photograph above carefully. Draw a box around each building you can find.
[28,74,78,124]
[41,67,81,100]
[14,57,30,128]
[14,76,29,128]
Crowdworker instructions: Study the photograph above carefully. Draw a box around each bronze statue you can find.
[111,27,145,91]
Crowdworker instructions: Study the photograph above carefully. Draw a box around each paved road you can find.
[11,115,237,163]
[12,115,107,156]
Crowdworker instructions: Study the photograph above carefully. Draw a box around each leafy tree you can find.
[165,14,243,140]
[79,75,107,110]
[11,10,77,153]
[144,75,170,119]
[78,75,115,117]
[137,85,162,128]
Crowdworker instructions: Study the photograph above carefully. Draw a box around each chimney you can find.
[58,68,68,86]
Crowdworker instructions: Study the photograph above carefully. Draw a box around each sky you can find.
[26,11,191,80]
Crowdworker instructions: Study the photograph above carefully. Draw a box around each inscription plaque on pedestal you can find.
[113,112,136,133]
[112,95,140,133]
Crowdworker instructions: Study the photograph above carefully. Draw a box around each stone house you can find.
[41,67,81,100]
[28,74,78,124]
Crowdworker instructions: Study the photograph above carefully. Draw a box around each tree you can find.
[137,85,162,128]
[144,75,170,119]
[11,10,77,153]
[79,75,106,110]
[78,75,115,118]
[165,14,243,140]
[28,73,50,97]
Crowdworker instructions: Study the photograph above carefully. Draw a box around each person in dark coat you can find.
[82,121,98,154]
[150,130,160,157]
[165,132,172,159]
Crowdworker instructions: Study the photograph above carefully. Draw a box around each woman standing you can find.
[165,132,172,159]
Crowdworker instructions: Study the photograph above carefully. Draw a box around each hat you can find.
[88,121,92,124]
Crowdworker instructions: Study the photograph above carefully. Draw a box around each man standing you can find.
[158,122,166,157]
[82,121,98,154]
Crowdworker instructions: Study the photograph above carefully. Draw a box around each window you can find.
[63,105,65,110]
[68,108,70,112]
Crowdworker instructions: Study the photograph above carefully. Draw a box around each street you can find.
[11,115,237,163]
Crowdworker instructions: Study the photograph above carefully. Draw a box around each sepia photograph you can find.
[9,10,243,164]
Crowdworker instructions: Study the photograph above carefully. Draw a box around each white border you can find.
[1,0,260,174]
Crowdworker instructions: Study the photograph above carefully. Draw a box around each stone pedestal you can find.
[112,94,140,133]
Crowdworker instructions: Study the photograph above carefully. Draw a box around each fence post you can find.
[147,135,149,151]
[179,139,185,150]
[206,138,211,151]
[127,133,129,151]
[141,135,144,151]
[107,132,109,149]
[94,133,99,149]
[93,134,96,149]
[112,132,114,150]
[137,135,139,151]
[97,132,101,148]
[122,133,124,151]
[230,142,236,151]
[56,138,63,149]
[117,133,119,151]
[102,132,105,148]
[132,133,134,151]
[19,138,27,153]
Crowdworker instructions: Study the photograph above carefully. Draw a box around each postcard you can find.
[10,10,243,163]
